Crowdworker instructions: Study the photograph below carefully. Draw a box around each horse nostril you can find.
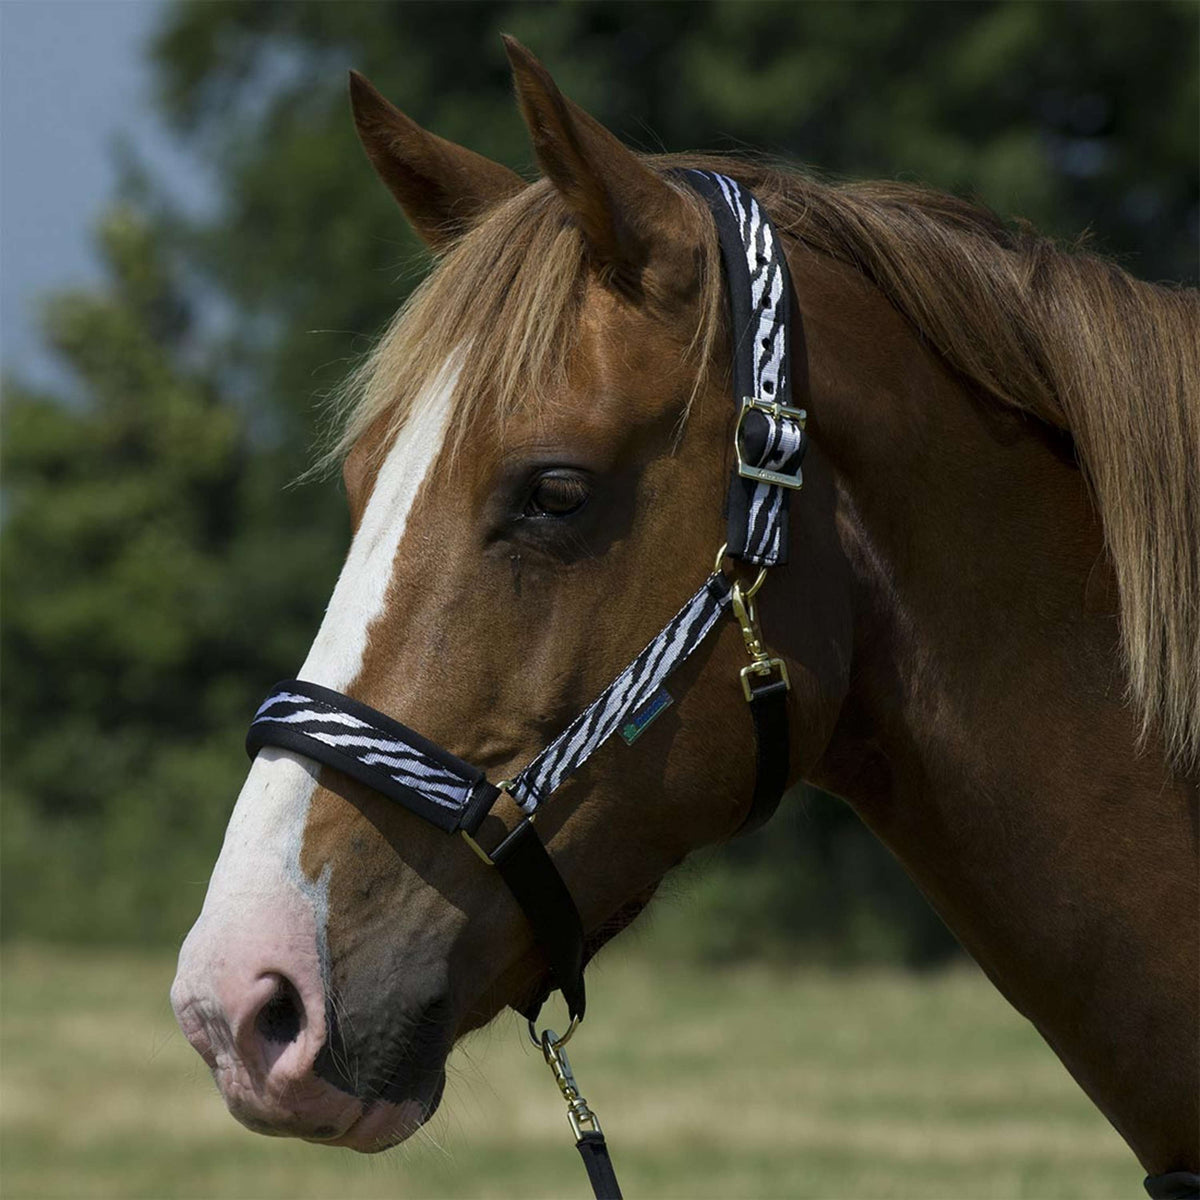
[255,976,304,1045]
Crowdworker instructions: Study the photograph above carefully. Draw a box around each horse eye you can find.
[525,470,590,518]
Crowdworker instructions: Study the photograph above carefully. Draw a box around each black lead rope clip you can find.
[530,1019,623,1200]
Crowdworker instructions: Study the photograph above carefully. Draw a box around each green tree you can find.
[3,0,1195,953]
[0,207,341,940]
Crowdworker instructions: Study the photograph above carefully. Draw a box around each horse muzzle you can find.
[171,915,449,1152]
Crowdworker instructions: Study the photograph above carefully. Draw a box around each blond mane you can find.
[332,155,1200,771]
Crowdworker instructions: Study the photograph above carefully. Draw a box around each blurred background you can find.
[1,2,1195,1197]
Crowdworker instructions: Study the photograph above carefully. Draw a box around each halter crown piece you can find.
[245,172,807,1200]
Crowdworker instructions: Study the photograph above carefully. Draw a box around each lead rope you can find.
[529,1019,622,1200]
[525,545,786,1200]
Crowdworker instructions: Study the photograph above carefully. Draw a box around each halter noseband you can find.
[244,172,807,1194]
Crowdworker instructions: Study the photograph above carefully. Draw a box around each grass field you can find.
[1,943,1140,1200]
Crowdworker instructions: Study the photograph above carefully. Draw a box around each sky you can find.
[1,0,210,389]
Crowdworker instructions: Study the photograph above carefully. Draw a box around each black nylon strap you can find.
[490,820,587,1021]
[737,676,791,837]
[575,1130,623,1200]
[1145,1172,1200,1199]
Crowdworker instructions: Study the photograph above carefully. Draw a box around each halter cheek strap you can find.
[684,169,807,568]
[684,169,804,836]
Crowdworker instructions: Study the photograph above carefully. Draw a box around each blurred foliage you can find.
[2,1,1196,952]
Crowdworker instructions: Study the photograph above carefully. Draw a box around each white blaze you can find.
[298,369,457,691]
[175,365,457,995]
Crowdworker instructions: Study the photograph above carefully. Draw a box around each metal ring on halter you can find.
[528,1013,581,1053]
[713,542,769,599]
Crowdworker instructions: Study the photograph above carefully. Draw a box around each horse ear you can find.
[502,37,695,296]
[349,71,525,251]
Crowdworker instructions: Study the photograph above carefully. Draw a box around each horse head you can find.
[170,40,849,1150]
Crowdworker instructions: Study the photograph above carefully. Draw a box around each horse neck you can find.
[787,244,1198,1173]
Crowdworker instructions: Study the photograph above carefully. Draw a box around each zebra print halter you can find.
[246,173,806,1027]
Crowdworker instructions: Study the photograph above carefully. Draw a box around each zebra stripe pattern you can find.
[743,406,805,564]
[689,170,806,567]
[249,688,477,814]
[247,573,733,828]
[508,573,732,813]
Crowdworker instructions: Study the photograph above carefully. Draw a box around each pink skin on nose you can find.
[172,884,338,1136]
[170,755,423,1150]
[171,881,424,1149]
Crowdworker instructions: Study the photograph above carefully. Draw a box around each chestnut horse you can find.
[172,40,1199,1193]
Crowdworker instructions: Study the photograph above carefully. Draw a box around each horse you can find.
[170,38,1199,1194]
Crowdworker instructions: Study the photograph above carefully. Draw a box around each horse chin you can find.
[489,891,661,1030]
[312,1073,446,1153]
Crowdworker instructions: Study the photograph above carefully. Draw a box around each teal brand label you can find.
[620,687,674,745]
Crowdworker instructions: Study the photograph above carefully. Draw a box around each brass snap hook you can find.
[529,1017,602,1140]
[721,552,791,702]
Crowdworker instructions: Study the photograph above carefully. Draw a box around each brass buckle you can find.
[735,395,807,490]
